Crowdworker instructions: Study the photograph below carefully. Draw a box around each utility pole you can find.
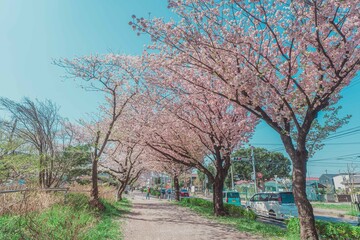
[231,164,235,190]
[190,168,193,187]
[251,146,258,193]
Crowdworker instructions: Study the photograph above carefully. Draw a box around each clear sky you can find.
[1,0,359,177]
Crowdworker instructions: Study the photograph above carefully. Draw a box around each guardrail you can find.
[0,188,70,204]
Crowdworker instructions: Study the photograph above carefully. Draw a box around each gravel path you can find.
[123,192,261,240]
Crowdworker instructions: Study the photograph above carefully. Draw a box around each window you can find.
[269,194,279,201]
[259,193,269,201]
[280,192,295,203]
[251,194,260,202]
[227,192,240,198]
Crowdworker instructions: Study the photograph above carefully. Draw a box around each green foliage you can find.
[0,193,131,240]
[286,218,360,240]
[312,203,352,212]
[150,188,160,196]
[181,197,213,208]
[180,198,256,220]
[231,147,291,181]
[305,105,351,158]
[177,198,285,238]
[224,203,257,220]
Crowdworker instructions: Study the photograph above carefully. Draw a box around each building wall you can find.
[333,175,348,190]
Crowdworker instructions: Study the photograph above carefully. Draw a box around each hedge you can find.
[181,197,256,220]
[287,217,360,240]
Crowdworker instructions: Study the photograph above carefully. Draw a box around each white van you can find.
[246,192,298,220]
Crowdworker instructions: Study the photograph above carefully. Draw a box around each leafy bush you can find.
[224,203,257,220]
[181,198,256,220]
[178,197,285,238]
[150,189,160,196]
[182,198,213,208]
[286,217,360,240]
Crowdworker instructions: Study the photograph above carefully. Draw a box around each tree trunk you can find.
[174,175,180,201]
[39,154,45,188]
[292,154,318,240]
[116,183,126,201]
[89,158,105,211]
[213,175,226,216]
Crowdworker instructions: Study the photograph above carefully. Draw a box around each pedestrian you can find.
[146,187,151,200]
[167,188,172,201]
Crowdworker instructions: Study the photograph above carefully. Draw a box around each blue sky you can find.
[1,0,359,177]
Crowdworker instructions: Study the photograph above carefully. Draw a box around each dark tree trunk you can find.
[174,175,180,201]
[212,146,229,216]
[282,135,318,240]
[39,154,45,188]
[116,185,126,201]
[89,158,105,211]
[213,174,226,216]
[293,153,318,240]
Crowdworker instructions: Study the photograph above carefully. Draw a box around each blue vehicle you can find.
[223,191,241,207]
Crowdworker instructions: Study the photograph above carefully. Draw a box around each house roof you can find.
[319,174,338,179]
[306,177,319,181]
[310,182,327,188]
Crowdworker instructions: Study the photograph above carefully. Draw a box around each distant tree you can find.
[230,147,291,184]
[0,98,62,188]
[101,140,145,201]
[60,144,91,184]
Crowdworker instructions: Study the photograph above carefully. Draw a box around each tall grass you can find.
[0,193,131,240]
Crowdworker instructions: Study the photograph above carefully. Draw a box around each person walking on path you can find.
[145,187,151,200]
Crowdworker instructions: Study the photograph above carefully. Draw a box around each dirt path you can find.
[123,192,261,240]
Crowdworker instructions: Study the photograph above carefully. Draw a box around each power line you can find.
[309,153,360,162]
[254,142,360,146]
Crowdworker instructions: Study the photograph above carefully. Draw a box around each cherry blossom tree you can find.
[133,0,359,238]
[147,147,192,201]
[142,82,256,215]
[101,140,146,201]
[55,55,143,210]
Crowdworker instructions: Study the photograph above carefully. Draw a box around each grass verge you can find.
[311,203,352,212]
[0,193,131,240]
[312,202,359,217]
[177,198,360,240]
[175,199,287,239]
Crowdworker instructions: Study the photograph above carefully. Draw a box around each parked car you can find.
[180,189,190,198]
[246,192,298,220]
[223,191,241,207]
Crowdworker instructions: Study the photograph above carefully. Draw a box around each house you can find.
[306,177,321,201]
[342,174,360,192]
[319,174,338,192]
[333,174,349,191]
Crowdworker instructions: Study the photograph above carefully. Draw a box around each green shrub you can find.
[180,198,256,220]
[178,197,285,238]
[150,189,160,196]
[286,217,360,240]
[224,203,257,220]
